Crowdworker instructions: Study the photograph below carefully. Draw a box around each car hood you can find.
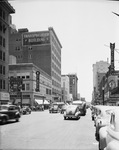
[66,106,77,114]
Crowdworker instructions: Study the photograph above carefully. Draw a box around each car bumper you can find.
[64,114,78,118]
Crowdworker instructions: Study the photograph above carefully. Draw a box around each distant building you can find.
[9,27,62,102]
[77,93,80,100]
[67,73,78,100]
[93,60,110,93]
[92,60,110,104]
[0,0,15,104]
[61,75,70,103]
[9,63,52,106]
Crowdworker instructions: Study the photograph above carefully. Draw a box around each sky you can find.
[8,0,119,102]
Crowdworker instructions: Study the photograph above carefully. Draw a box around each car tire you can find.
[98,140,101,150]
[64,116,67,120]
[2,117,7,124]
[16,118,19,122]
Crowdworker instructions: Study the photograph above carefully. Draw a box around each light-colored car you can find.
[106,109,119,150]
[64,104,81,120]
[94,105,113,141]
[91,105,102,121]
[98,108,119,150]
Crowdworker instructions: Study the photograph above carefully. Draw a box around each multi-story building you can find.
[93,61,110,92]
[67,73,78,100]
[61,75,70,103]
[9,27,62,102]
[92,60,110,104]
[9,62,52,107]
[0,0,15,104]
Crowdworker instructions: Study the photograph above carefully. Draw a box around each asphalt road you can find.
[0,108,98,150]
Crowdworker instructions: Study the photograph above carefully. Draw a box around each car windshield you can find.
[0,105,8,110]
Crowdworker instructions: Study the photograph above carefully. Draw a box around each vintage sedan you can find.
[94,105,113,141]
[0,104,21,124]
[49,104,60,113]
[64,104,81,120]
[98,108,119,150]
[106,109,119,150]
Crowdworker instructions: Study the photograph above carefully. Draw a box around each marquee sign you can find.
[23,32,50,46]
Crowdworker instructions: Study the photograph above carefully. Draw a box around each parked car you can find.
[98,108,119,150]
[106,109,119,150]
[49,104,60,113]
[60,104,68,114]
[73,100,87,116]
[22,106,31,115]
[64,104,81,120]
[0,104,21,124]
[94,105,113,141]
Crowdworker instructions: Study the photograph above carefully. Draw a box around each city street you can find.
[0,108,98,150]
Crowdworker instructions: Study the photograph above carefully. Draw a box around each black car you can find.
[0,104,21,124]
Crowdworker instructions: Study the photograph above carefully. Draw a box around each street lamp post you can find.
[102,87,104,105]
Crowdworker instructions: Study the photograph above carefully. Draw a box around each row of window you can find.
[52,70,61,82]
[10,75,30,79]
[52,44,61,62]
[52,88,61,95]
[52,61,61,75]
[52,79,61,88]
[0,65,5,75]
[46,88,51,95]
[0,50,5,61]
[0,35,5,47]
[0,79,5,89]
[52,35,61,55]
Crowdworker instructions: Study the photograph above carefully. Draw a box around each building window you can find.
[0,79,2,89]
[26,83,30,90]
[0,8,2,18]
[3,80,5,89]
[3,38,5,47]
[22,84,25,91]
[0,65,2,74]
[0,50,2,60]
[3,66,5,75]
[0,21,2,31]
[3,11,5,20]
[22,76,25,79]
[26,75,30,79]
[3,52,5,61]
[0,36,2,46]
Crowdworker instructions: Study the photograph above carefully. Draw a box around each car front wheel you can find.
[2,117,7,124]
[16,118,19,122]
[64,116,67,120]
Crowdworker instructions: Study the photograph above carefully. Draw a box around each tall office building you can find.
[93,60,110,94]
[67,74,78,100]
[61,75,70,103]
[0,0,15,104]
[9,27,62,102]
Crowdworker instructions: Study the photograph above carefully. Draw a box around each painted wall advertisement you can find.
[22,32,50,46]
[108,75,119,98]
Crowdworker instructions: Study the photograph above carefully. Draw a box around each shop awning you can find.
[35,99,43,105]
[14,99,30,104]
[44,100,50,104]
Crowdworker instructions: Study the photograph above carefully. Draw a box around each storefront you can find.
[0,92,10,104]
